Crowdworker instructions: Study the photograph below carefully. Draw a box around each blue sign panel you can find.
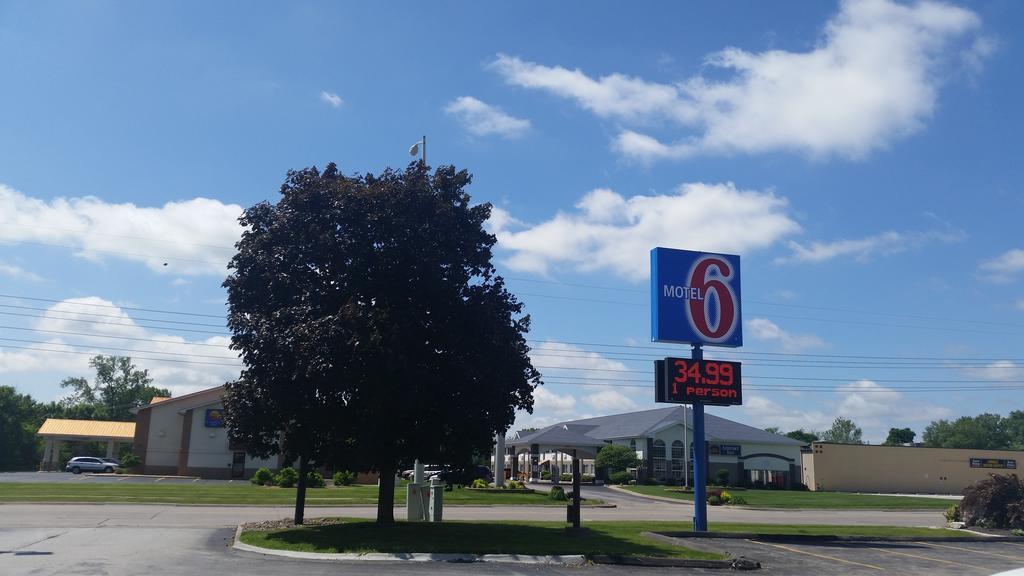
[651,248,742,347]
[205,408,225,428]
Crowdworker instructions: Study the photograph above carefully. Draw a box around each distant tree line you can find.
[764,411,1024,450]
[0,356,169,471]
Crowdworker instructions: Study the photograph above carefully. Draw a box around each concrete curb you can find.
[232,525,587,565]
[646,530,1024,543]
[607,484,952,512]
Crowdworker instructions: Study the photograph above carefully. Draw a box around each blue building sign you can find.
[651,248,742,347]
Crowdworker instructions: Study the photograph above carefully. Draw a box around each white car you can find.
[65,456,117,474]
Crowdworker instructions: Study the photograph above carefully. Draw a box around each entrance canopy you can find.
[507,424,606,459]
[37,418,136,470]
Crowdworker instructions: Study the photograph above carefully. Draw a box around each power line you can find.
[0,325,232,348]
[0,303,227,328]
[0,337,240,361]
[0,293,225,319]
[0,309,228,336]
[0,343,241,367]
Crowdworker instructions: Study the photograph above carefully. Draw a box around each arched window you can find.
[671,440,685,480]
[652,439,666,479]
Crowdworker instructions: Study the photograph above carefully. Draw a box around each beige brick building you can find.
[802,442,1022,494]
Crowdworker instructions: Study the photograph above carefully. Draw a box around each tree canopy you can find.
[60,355,170,421]
[819,417,863,444]
[223,162,540,524]
[785,429,820,445]
[923,413,1015,450]
[595,444,640,474]
[883,427,916,446]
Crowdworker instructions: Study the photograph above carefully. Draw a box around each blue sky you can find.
[1,0,1021,443]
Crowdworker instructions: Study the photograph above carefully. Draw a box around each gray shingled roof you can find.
[518,406,803,446]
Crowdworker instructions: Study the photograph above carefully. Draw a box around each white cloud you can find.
[778,229,964,264]
[492,0,987,161]
[444,96,530,139]
[0,184,242,276]
[979,249,1024,282]
[747,318,827,353]
[836,380,950,429]
[171,278,191,287]
[959,361,1024,382]
[320,91,343,108]
[532,387,576,415]
[490,183,799,280]
[740,395,832,433]
[0,261,43,282]
[584,389,638,412]
[0,297,242,399]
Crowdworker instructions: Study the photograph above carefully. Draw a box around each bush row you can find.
[250,467,347,488]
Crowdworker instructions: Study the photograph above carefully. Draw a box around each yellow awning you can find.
[37,418,135,441]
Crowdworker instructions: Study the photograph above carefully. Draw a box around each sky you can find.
[0,0,1022,444]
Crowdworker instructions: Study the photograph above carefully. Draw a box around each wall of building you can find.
[805,443,1024,494]
[143,402,184,470]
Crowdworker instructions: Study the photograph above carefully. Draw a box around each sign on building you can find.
[651,248,742,347]
[969,458,1016,469]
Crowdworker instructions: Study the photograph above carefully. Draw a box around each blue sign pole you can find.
[691,344,708,532]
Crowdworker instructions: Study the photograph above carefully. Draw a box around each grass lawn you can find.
[239,519,971,557]
[622,485,956,509]
[240,519,724,558]
[0,482,599,506]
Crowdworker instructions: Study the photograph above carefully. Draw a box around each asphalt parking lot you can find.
[0,471,236,485]
[678,536,1024,575]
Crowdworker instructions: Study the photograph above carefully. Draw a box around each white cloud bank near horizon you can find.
[491,0,990,162]
[489,183,799,281]
[0,184,243,276]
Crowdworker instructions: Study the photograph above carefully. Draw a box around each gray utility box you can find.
[428,476,443,522]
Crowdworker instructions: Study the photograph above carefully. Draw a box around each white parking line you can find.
[870,546,986,571]
[748,540,884,571]
[917,541,1024,562]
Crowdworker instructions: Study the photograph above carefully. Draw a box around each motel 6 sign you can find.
[650,248,742,347]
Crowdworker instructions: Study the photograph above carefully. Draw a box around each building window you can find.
[671,440,684,480]
[652,439,666,479]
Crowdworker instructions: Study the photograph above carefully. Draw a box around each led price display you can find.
[659,357,742,406]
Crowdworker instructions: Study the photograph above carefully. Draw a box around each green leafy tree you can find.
[820,417,863,444]
[0,386,44,471]
[595,444,640,475]
[883,427,916,446]
[785,429,820,445]
[763,427,781,435]
[923,414,1010,449]
[223,162,539,525]
[60,356,170,421]
[1003,411,1024,450]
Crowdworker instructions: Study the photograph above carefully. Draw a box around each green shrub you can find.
[1013,528,1024,537]
[306,470,325,488]
[560,473,572,482]
[471,478,489,488]
[581,475,595,483]
[541,470,551,480]
[730,496,748,505]
[332,470,356,486]
[505,480,523,489]
[609,470,632,485]
[275,467,298,488]
[251,467,274,486]
[792,482,810,491]
[549,486,567,501]
[716,469,730,486]
[708,495,722,506]
[961,474,1024,529]
[120,453,140,468]
[944,504,963,523]
[718,490,732,504]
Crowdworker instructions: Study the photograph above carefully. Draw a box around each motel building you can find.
[506,406,806,487]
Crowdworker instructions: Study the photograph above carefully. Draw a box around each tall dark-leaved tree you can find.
[223,162,539,524]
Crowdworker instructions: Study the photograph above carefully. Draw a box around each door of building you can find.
[231,452,245,479]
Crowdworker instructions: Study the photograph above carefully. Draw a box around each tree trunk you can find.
[376,463,395,524]
[294,455,308,525]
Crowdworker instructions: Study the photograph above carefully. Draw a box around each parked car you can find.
[429,465,493,485]
[101,458,121,467]
[65,456,118,474]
